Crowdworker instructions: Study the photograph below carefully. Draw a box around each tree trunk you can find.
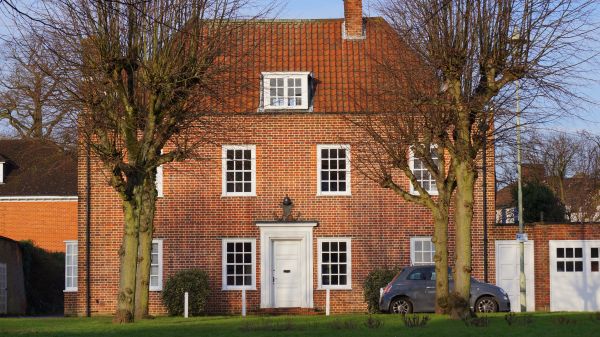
[134,175,158,320]
[451,161,476,319]
[432,208,449,314]
[113,198,140,323]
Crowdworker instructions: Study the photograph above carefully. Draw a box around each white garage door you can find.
[550,240,600,311]
[495,240,535,312]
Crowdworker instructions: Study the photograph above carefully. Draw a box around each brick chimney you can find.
[343,0,365,40]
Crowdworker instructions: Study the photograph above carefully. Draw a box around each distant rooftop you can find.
[0,139,77,197]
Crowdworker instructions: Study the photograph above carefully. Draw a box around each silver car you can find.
[379,265,511,313]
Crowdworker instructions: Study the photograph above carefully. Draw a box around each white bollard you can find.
[325,288,330,316]
[184,292,189,318]
[241,289,247,317]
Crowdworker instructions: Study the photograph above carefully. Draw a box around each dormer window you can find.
[262,72,310,110]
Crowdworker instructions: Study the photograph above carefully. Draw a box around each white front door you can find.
[273,240,302,307]
[0,263,7,314]
[550,240,600,311]
[495,240,535,312]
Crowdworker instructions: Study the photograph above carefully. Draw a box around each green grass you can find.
[1,313,599,337]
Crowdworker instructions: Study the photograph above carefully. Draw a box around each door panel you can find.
[495,241,535,312]
[550,240,600,311]
[273,240,302,307]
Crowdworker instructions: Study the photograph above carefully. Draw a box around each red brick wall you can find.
[344,0,363,38]
[491,223,600,311]
[0,201,77,252]
[64,292,78,316]
[70,113,495,316]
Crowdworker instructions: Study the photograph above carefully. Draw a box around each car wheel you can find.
[390,297,413,314]
[475,296,498,313]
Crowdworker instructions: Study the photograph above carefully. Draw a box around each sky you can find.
[265,0,600,137]
[0,0,599,136]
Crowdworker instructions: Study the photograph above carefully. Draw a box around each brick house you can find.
[0,139,77,253]
[67,1,497,316]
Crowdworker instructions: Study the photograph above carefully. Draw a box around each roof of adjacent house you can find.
[495,173,597,209]
[205,18,417,113]
[0,139,77,196]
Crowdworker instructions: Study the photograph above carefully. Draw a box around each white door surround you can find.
[495,240,535,312]
[257,222,317,308]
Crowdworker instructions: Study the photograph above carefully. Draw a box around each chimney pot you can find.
[343,0,364,40]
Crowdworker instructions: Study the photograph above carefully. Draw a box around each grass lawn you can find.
[1,313,599,337]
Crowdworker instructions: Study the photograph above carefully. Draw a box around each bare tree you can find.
[525,130,600,222]
[351,41,457,313]
[28,0,266,322]
[525,131,581,203]
[378,0,598,317]
[0,34,77,145]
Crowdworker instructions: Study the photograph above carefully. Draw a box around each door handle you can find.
[283,270,291,273]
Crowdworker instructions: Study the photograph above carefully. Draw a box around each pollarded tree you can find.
[379,0,597,318]
[351,42,457,313]
[27,0,266,322]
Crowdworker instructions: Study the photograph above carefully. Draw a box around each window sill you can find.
[409,190,439,196]
[222,286,257,291]
[317,286,352,291]
[221,193,257,198]
[63,289,78,293]
[316,192,352,197]
[149,288,163,292]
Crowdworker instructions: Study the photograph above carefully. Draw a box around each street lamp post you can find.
[512,31,527,313]
[516,77,527,313]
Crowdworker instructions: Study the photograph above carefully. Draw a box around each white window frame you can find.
[0,161,5,184]
[555,246,584,273]
[221,145,257,197]
[156,164,164,198]
[409,145,439,196]
[221,238,257,291]
[155,149,164,198]
[317,144,351,196]
[262,72,310,110]
[149,239,164,291]
[317,238,352,290]
[64,240,78,292]
[410,237,435,266]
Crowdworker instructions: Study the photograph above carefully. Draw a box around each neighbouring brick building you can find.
[0,139,77,253]
[67,0,498,316]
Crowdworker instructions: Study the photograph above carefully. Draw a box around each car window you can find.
[407,269,431,280]
[431,271,436,281]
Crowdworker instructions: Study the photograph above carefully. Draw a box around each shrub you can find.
[362,266,400,313]
[19,241,65,315]
[511,181,566,223]
[161,269,210,316]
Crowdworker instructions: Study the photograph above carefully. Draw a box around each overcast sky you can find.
[1,0,598,136]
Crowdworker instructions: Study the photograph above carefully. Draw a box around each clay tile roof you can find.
[212,17,406,113]
[0,139,77,196]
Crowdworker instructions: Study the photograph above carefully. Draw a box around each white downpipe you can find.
[242,289,247,317]
[326,289,330,316]
[184,292,189,318]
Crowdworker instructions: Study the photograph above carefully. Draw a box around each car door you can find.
[406,268,436,312]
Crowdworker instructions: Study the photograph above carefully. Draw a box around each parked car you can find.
[379,265,511,314]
